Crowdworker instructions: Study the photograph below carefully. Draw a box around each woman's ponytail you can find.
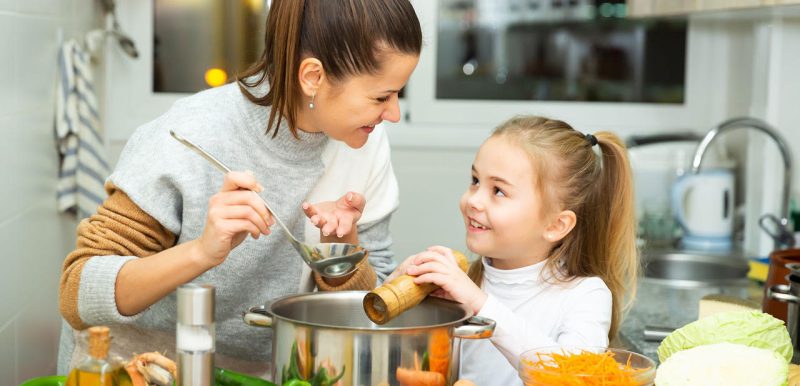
[239,0,306,138]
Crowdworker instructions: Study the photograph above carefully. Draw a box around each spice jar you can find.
[176,283,215,386]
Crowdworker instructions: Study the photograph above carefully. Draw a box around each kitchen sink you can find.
[626,251,753,348]
[643,251,750,288]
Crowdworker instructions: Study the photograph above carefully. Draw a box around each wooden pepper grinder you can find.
[363,249,469,324]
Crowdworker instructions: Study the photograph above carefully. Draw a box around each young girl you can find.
[392,115,638,385]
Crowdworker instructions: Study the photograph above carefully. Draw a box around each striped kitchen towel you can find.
[55,40,109,218]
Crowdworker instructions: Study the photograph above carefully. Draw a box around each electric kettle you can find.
[672,168,736,251]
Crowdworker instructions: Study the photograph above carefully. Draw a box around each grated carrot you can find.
[520,349,648,386]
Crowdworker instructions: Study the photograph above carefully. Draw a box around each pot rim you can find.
[250,290,476,331]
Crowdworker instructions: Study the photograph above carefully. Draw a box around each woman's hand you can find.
[194,171,274,268]
[302,192,365,241]
[406,246,487,314]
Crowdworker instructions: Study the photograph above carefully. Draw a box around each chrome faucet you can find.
[691,117,795,249]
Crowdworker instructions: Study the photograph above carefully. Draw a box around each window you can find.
[404,0,710,128]
[153,0,267,93]
[436,0,687,103]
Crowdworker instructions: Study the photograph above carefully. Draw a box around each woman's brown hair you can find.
[467,115,638,340]
[238,0,422,138]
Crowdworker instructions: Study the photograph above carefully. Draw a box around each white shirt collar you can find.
[482,257,547,286]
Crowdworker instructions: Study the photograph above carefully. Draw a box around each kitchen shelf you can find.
[627,0,800,18]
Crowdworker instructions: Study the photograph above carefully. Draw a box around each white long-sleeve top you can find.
[459,257,612,385]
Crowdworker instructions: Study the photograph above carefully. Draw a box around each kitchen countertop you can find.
[618,278,764,364]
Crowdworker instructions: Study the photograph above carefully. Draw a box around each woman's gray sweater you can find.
[57,82,396,376]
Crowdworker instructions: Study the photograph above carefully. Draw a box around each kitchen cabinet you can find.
[627,0,800,17]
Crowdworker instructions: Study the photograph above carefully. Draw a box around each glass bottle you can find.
[66,326,117,386]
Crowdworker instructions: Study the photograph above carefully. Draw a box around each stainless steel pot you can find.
[768,272,800,363]
[242,291,495,386]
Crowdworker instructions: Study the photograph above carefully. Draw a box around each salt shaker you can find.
[176,283,215,386]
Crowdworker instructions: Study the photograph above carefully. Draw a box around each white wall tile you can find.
[0,0,99,381]
[15,15,59,116]
[0,268,21,330]
[8,204,68,307]
[16,292,61,381]
[0,15,16,116]
[0,1,16,12]
[17,0,69,18]
[60,0,101,46]
[109,139,126,167]
[71,0,101,36]
[0,165,22,323]
[0,112,60,220]
[0,201,67,327]
[0,321,17,386]
[0,200,75,380]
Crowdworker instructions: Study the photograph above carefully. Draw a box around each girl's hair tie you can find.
[584,133,598,147]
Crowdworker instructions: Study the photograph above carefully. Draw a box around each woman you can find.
[57,0,422,376]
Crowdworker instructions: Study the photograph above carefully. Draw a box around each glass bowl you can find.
[519,346,656,386]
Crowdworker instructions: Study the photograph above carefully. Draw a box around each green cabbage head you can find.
[655,342,788,386]
[657,310,792,363]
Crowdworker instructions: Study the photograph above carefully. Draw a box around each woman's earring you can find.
[309,93,316,109]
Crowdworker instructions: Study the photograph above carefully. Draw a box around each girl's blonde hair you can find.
[467,115,638,340]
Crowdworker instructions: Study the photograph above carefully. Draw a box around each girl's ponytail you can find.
[468,258,484,286]
[592,132,638,339]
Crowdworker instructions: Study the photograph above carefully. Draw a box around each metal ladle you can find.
[169,130,366,278]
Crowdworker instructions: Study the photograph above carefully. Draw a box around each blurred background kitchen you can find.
[3,0,800,382]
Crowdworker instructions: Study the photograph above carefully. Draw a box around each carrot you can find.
[295,332,311,379]
[396,367,446,386]
[124,360,147,386]
[428,330,450,377]
[520,349,648,386]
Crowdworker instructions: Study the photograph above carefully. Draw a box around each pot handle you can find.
[453,316,496,339]
[242,305,274,328]
[768,284,800,304]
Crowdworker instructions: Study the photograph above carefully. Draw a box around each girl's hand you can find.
[302,192,365,239]
[195,171,274,267]
[407,247,488,314]
[384,252,422,283]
